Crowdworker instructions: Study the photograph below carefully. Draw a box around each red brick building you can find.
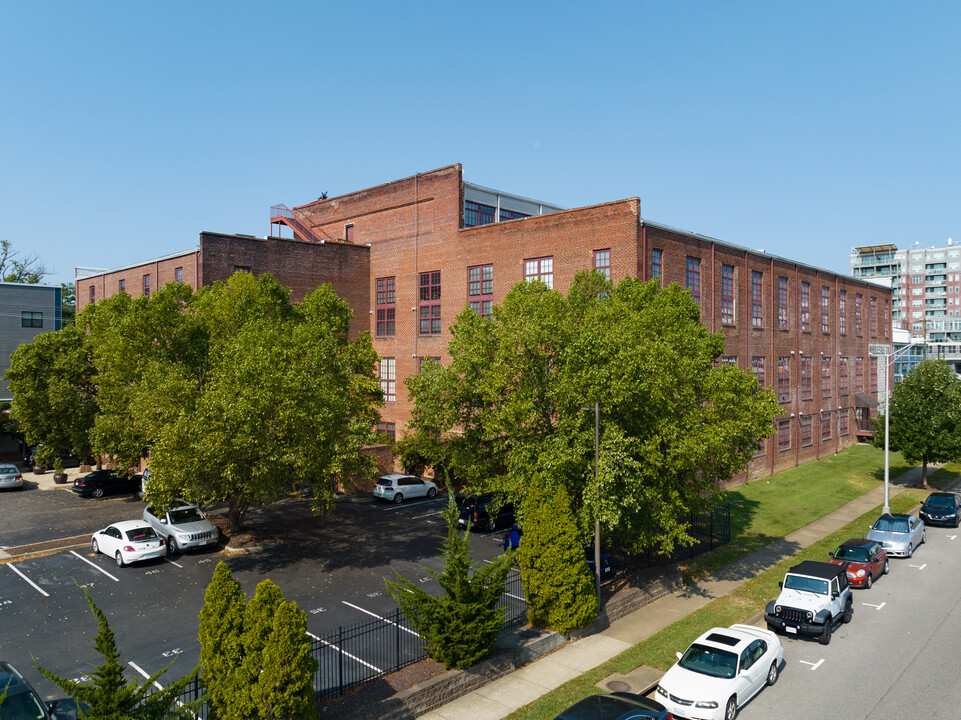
[76,164,891,480]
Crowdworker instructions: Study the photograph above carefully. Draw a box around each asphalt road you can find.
[738,522,961,719]
[0,491,518,701]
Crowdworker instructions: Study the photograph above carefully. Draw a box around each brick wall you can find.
[199,232,371,340]
[639,223,892,479]
[75,250,200,313]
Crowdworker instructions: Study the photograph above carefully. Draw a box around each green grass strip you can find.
[508,487,928,720]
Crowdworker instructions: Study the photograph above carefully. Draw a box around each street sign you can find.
[869,343,892,357]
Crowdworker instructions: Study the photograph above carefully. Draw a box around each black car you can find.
[0,660,81,720]
[554,691,671,720]
[919,491,961,527]
[22,446,81,468]
[585,546,613,576]
[457,494,515,532]
[71,469,141,498]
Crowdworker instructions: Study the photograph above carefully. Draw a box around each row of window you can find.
[674,254,885,337]
[729,355,878,402]
[774,409,865,452]
[375,251,612,337]
[464,201,531,228]
[87,267,188,304]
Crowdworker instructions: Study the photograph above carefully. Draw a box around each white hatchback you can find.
[91,520,167,567]
[372,474,438,504]
[656,624,783,720]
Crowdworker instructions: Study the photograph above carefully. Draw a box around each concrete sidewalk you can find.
[420,465,930,720]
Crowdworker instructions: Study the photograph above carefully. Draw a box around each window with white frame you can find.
[379,358,396,402]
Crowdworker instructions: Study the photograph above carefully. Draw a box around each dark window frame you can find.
[686,257,701,305]
[21,311,43,328]
[721,264,735,325]
[418,271,442,335]
[376,276,396,337]
[751,271,763,327]
[778,277,789,330]
[468,264,494,318]
[800,282,810,332]
[652,248,662,283]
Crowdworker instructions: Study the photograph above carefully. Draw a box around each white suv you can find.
[142,500,218,554]
[764,560,853,645]
[372,474,438,504]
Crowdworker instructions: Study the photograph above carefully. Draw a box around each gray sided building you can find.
[0,282,63,401]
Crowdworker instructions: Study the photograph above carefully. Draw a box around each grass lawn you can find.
[928,461,961,489]
[684,443,909,581]
[507,487,928,720]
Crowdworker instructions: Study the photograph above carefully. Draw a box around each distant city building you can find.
[0,282,63,401]
[850,240,961,372]
[78,164,893,481]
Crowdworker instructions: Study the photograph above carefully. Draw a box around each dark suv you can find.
[457,494,515,532]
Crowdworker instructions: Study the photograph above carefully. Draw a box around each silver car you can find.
[372,474,438,504]
[142,500,218,554]
[866,513,925,558]
[0,464,23,490]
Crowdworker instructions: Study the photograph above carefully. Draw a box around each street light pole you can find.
[581,402,602,610]
[592,401,600,610]
[876,340,922,515]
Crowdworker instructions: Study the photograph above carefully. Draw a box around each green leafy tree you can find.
[386,495,512,669]
[198,562,246,720]
[872,358,961,484]
[519,476,597,633]
[6,319,98,463]
[85,273,381,532]
[406,273,779,554]
[61,282,76,324]
[36,588,199,720]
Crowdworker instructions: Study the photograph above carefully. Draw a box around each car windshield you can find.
[0,689,48,720]
[783,574,829,594]
[125,527,158,542]
[169,508,204,524]
[678,643,739,679]
[834,546,870,563]
[925,496,955,508]
[873,516,909,533]
[0,465,18,474]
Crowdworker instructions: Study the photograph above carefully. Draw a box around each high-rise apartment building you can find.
[850,241,961,371]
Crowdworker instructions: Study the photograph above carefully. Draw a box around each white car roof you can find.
[379,474,419,481]
[693,624,771,653]
[109,520,153,532]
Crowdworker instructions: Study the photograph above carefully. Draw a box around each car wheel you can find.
[818,620,831,645]
[907,544,913,559]
[167,536,178,555]
[843,599,853,624]
[724,695,737,720]
[883,559,889,575]
[921,531,926,544]
[91,538,99,554]
[486,518,496,532]
[393,493,404,504]
[115,552,125,568]
[766,660,778,686]
[427,487,437,498]
[92,487,105,498]
[865,573,872,590]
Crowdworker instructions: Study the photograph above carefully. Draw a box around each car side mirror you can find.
[778,581,783,589]
[827,552,833,558]
[676,652,682,660]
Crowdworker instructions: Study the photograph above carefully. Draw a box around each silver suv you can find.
[142,500,219,554]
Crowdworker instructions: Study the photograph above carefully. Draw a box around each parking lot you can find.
[0,485,523,700]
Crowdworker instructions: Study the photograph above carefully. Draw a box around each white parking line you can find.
[862,601,886,610]
[341,601,420,637]
[411,511,443,520]
[377,500,443,512]
[128,661,164,691]
[948,535,957,541]
[909,563,927,570]
[164,558,184,568]
[7,564,49,597]
[799,659,824,671]
[307,631,383,673]
[70,551,120,582]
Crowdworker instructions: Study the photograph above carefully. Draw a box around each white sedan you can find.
[656,624,783,720]
[91,520,167,567]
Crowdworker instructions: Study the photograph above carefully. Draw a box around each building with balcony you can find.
[851,240,961,372]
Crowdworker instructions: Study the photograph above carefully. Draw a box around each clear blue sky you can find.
[3,1,959,288]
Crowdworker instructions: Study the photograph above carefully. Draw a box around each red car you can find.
[828,538,889,588]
